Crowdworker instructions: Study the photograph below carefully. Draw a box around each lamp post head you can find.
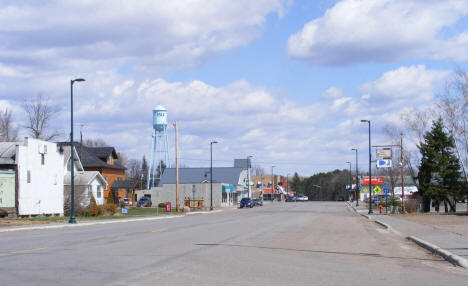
[352,148,357,151]
[360,119,369,123]
[211,140,218,144]
[72,78,85,84]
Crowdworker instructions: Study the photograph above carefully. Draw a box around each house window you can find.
[97,186,102,198]
[105,176,108,190]
[41,154,45,165]
[87,185,92,197]
[27,170,31,183]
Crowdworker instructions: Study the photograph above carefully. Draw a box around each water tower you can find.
[147,105,170,189]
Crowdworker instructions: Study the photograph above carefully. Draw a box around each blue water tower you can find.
[147,105,170,189]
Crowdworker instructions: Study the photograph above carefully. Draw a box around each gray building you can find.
[137,166,248,210]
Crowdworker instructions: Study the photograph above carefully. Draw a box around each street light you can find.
[69,78,85,224]
[351,148,359,206]
[346,161,352,201]
[210,141,218,211]
[361,119,373,214]
[247,155,253,198]
[286,173,290,196]
[271,166,275,201]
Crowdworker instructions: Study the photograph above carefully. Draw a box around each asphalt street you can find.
[0,202,467,285]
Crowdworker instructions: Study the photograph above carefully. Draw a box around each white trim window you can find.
[97,185,102,198]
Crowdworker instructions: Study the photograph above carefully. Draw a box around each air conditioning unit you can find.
[38,144,48,154]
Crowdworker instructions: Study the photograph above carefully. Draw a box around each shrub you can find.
[89,196,99,216]
[405,199,419,213]
[158,202,166,208]
[97,205,105,216]
[104,203,117,215]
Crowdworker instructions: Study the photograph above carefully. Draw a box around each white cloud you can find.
[287,0,468,66]
[0,0,285,74]
[321,87,343,99]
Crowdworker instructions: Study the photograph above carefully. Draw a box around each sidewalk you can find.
[348,202,468,268]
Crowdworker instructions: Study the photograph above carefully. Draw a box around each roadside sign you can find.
[376,159,392,168]
[363,177,385,185]
[121,208,128,214]
[373,186,382,194]
[383,184,390,188]
[384,189,390,194]
[376,148,392,159]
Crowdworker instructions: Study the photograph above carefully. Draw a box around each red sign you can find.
[362,177,384,185]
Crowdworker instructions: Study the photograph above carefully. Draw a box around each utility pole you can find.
[352,148,359,206]
[247,156,253,198]
[174,122,179,212]
[271,166,275,202]
[400,133,405,213]
[346,161,352,201]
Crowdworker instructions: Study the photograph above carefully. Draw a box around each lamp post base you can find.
[68,217,76,224]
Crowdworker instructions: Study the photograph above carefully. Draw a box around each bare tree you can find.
[0,108,18,142]
[22,94,60,141]
[83,138,108,147]
[115,151,129,167]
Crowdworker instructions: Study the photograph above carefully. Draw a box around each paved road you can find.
[0,202,467,285]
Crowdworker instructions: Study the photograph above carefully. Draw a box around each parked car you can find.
[286,196,296,202]
[240,198,254,208]
[253,199,263,206]
[296,195,308,201]
[137,196,152,207]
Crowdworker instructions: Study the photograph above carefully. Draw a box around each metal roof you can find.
[57,142,126,170]
[160,167,245,185]
[0,142,20,165]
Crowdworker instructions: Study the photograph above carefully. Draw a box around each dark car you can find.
[240,198,253,208]
[137,196,152,207]
[286,196,296,202]
[253,199,263,206]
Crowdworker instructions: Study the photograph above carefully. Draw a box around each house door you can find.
[0,172,16,208]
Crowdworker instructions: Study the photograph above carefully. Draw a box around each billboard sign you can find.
[376,148,392,159]
[362,177,384,185]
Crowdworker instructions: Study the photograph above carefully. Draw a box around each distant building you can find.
[0,138,64,217]
[138,160,250,209]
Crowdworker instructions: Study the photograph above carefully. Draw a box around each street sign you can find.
[376,148,392,159]
[383,184,390,188]
[373,185,382,194]
[384,189,390,194]
[121,208,128,214]
[376,159,392,168]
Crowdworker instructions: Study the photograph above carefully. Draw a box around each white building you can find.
[0,138,64,216]
[61,145,107,206]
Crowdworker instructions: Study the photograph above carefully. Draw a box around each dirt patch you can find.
[0,219,59,227]
[393,213,468,237]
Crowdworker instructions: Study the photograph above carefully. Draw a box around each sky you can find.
[1,0,468,176]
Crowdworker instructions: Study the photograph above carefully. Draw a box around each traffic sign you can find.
[384,189,390,194]
[376,159,392,168]
[373,185,382,194]
[383,184,390,188]
[376,148,392,159]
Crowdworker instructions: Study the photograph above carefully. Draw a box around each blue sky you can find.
[1,0,468,176]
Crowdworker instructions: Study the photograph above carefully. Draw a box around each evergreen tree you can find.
[289,172,303,195]
[418,118,462,212]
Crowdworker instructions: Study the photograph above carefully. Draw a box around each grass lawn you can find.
[19,207,183,223]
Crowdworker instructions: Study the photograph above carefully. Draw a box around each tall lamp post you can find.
[346,161,352,201]
[210,141,218,211]
[69,78,85,224]
[351,148,359,206]
[247,155,253,198]
[361,119,373,214]
[271,166,275,201]
[286,173,290,196]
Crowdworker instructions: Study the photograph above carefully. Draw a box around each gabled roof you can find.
[57,142,126,170]
[0,142,19,165]
[111,179,139,190]
[160,167,245,186]
[61,145,84,171]
[64,171,107,186]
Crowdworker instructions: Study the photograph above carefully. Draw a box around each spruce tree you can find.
[417,118,462,212]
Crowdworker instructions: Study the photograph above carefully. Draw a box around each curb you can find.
[374,219,390,229]
[407,236,468,268]
[360,213,371,219]
[186,209,223,216]
[0,215,185,233]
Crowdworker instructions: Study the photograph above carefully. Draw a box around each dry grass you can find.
[395,212,468,237]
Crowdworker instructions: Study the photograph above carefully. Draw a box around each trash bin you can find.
[165,202,171,212]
